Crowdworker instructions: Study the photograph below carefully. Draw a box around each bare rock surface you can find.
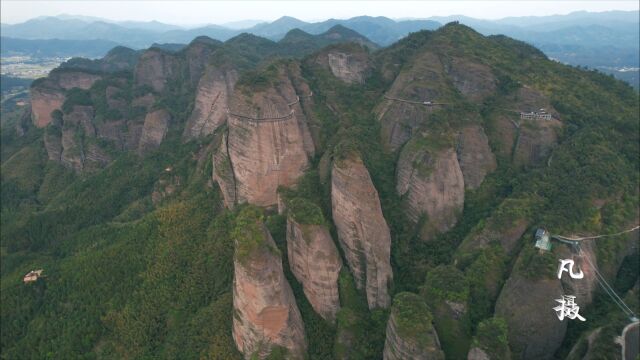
[331,154,392,309]
[495,272,566,360]
[383,292,444,360]
[134,49,180,92]
[396,139,464,240]
[138,109,171,154]
[232,208,307,359]
[376,51,451,151]
[446,57,496,102]
[286,210,341,322]
[226,65,312,208]
[213,132,237,208]
[456,125,497,189]
[184,66,238,139]
[30,87,66,128]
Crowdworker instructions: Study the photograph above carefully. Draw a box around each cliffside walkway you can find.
[383,94,449,106]
[226,92,313,124]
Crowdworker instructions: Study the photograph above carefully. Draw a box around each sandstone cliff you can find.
[445,57,496,102]
[232,207,307,359]
[396,136,465,240]
[138,109,171,154]
[383,292,444,360]
[331,153,392,309]
[495,248,567,360]
[455,197,534,262]
[376,51,452,151]
[314,44,371,84]
[213,131,237,208]
[456,125,497,189]
[184,66,238,139]
[488,86,561,166]
[30,70,101,128]
[134,48,181,92]
[286,198,341,322]
[225,64,313,208]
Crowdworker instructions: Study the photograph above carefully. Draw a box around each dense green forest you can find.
[1,23,638,359]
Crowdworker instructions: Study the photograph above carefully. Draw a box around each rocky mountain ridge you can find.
[2,21,638,360]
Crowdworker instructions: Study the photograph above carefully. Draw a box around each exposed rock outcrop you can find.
[30,70,101,128]
[557,241,598,307]
[134,48,180,92]
[456,125,497,189]
[232,207,307,359]
[30,87,66,128]
[55,71,101,90]
[225,65,312,208]
[184,36,221,87]
[60,105,96,172]
[383,292,444,360]
[213,131,237,208]
[138,109,171,154]
[421,265,471,359]
[331,153,392,309]
[495,250,567,360]
[488,86,562,166]
[513,117,562,167]
[286,199,341,322]
[184,66,238,139]
[314,44,371,84]
[396,137,464,240]
[455,197,533,262]
[377,51,452,151]
[446,58,496,102]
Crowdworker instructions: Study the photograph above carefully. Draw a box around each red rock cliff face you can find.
[456,125,497,190]
[383,293,444,360]
[30,71,101,128]
[184,66,238,139]
[286,217,341,322]
[331,154,393,309]
[232,217,307,359]
[138,109,171,154]
[313,45,371,85]
[223,66,313,208]
[31,87,66,128]
[134,49,181,93]
[376,51,451,151]
[56,71,101,90]
[396,138,465,240]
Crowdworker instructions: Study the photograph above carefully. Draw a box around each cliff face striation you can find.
[134,48,181,93]
[383,292,445,360]
[396,136,465,240]
[495,248,567,360]
[184,65,238,139]
[456,125,497,190]
[286,198,341,322]
[331,153,392,309]
[232,207,307,359]
[314,44,371,85]
[138,109,171,154]
[222,64,313,208]
[30,70,101,128]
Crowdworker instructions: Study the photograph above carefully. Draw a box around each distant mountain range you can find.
[0,15,440,48]
[1,11,638,87]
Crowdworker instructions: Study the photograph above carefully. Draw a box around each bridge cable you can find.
[577,245,637,319]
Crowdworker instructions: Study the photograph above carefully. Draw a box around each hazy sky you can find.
[1,1,638,25]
